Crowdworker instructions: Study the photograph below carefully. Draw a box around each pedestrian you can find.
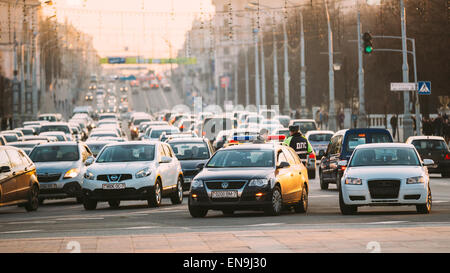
[433,113,444,136]
[295,109,301,119]
[283,125,313,161]
[323,111,329,129]
[443,117,450,145]
[338,110,345,130]
[422,117,432,136]
[390,115,398,140]
[316,110,322,130]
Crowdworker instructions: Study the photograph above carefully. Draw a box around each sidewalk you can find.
[1,226,450,253]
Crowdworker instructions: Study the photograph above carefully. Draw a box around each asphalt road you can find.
[0,173,449,240]
[128,84,184,114]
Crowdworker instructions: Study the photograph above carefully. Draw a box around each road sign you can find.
[390,82,417,91]
[418,81,431,95]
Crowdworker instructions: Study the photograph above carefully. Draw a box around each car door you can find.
[321,136,337,180]
[15,150,35,200]
[157,144,170,189]
[328,135,343,182]
[6,149,28,201]
[282,147,303,203]
[163,144,178,188]
[0,149,17,204]
[275,149,295,203]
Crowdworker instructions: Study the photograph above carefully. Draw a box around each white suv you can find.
[82,141,184,210]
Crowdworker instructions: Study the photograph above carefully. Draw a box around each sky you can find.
[49,0,215,58]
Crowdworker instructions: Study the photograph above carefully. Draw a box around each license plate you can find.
[40,184,58,189]
[184,178,192,183]
[102,183,126,190]
[211,190,238,198]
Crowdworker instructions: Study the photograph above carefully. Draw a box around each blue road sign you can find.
[418,81,431,95]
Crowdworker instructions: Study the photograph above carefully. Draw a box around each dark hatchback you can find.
[167,137,214,190]
[407,136,450,177]
[319,128,393,190]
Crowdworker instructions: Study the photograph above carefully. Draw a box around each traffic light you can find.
[362,32,373,54]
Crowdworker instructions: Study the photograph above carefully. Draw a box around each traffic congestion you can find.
[1,74,448,220]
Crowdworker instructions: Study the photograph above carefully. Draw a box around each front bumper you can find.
[39,181,82,199]
[189,187,272,211]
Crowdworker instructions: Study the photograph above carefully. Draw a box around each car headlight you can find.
[64,168,80,179]
[345,177,362,185]
[248,178,269,187]
[84,171,95,180]
[407,176,425,184]
[191,179,204,189]
[135,168,151,179]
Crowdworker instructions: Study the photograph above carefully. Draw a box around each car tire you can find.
[264,185,282,216]
[222,209,234,216]
[108,200,120,209]
[294,185,308,213]
[188,199,208,218]
[319,170,329,190]
[416,186,432,214]
[339,187,357,215]
[83,198,97,210]
[336,172,342,191]
[24,185,39,212]
[147,180,162,208]
[170,177,183,205]
[308,169,316,179]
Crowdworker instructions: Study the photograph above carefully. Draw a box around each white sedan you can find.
[339,143,433,215]
[81,141,184,210]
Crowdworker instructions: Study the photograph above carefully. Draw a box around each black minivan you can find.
[319,128,393,190]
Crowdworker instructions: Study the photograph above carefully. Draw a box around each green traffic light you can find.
[365,46,373,53]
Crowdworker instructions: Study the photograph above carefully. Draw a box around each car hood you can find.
[346,166,424,180]
[88,161,153,175]
[195,167,274,181]
[179,159,209,171]
[35,161,80,174]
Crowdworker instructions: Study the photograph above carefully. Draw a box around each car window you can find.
[0,150,11,167]
[349,148,420,167]
[277,151,288,164]
[40,125,70,134]
[29,145,80,162]
[97,145,155,162]
[344,133,366,153]
[412,140,449,152]
[6,149,25,169]
[287,148,301,165]
[207,149,274,168]
[169,142,210,160]
[162,144,173,158]
[309,134,333,142]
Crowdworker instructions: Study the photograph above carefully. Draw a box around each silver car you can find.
[29,142,94,204]
[82,141,184,210]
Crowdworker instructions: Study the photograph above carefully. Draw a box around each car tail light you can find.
[202,131,206,136]
[267,135,285,141]
[309,153,316,159]
[445,154,450,160]
[341,166,347,171]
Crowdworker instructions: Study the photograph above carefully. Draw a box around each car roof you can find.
[355,143,415,149]
[167,137,206,143]
[406,136,445,142]
[106,141,159,147]
[222,143,279,150]
[40,122,69,126]
[306,130,334,135]
[33,141,80,147]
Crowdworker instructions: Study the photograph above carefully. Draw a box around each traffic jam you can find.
[1,81,448,218]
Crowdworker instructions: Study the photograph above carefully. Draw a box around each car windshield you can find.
[2,135,18,142]
[309,134,333,142]
[87,143,108,156]
[293,122,316,133]
[29,145,80,162]
[39,116,56,122]
[96,145,155,162]
[169,142,209,160]
[206,149,274,168]
[10,143,37,148]
[40,125,70,134]
[349,148,420,167]
[411,140,449,152]
[90,133,118,138]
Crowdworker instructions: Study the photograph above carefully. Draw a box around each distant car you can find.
[406,136,450,178]
[86,140,118,157]
[144,126,180,141]
[0,133,20,143]
[289,119,318,134]
[188,143,309,217]
[167,137,213,190]
[305,130,334,158]
[85,92,94,101]
[7,140,48,155]
[16,127,36,136]
[339,143,433,215]
[130,116,152,140]
[260,109,277,120]
[0,146,40,211]
[274,115,291,128]
[319,128,393,190]
[163,83,171,92]
[38,113,61,122]
[28,142,94,204]
[39,122,73,141]
[82,142,184,210]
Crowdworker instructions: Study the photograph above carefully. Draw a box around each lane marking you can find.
[246,223,284,227]
[367,221,409,225]
[55,217,104,221]
[0,230,41,234]
[119,226,161,230]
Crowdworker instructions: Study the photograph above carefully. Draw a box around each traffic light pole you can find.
[400,0,413,141]
[357,9,366,128]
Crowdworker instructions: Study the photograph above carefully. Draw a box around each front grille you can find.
[37,173,61,182]
[368,180,400,199]
[349,195,366,201]
[205,181,246,190]
[97,174,132,182]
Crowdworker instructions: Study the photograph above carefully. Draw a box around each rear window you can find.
[38,116,56,122]
[309,134,333,142]
[412,140,449,152]
[40,125,70,134]
[293,121,317,134]
[134,119,151,126]
[344,132,392,153]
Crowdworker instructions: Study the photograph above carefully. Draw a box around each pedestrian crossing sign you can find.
[418,81,431,95]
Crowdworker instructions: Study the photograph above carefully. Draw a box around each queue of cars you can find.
[1,97,449,217]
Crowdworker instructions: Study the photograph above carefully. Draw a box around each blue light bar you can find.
[232,135,257,141]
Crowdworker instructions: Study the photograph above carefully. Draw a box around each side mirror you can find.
[160,156,172,164]
[338,160,348,167]
[276,161,290,169]
[423,159,434,166]
[85,157,95,166]
[196,163,205,170]
[0,165,11,173]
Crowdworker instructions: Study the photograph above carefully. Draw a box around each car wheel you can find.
[24,185,39,212]
[264,185,282,216]
[416,186,432,214]
[108,200,121,209]
[222,209,234,216]
[308,169,316,179]
[83,198,97,210]
[188,199,208,218]
[336,172,341,191]
[148,180,162,208]
[170,176,183,205]
[294,185,308,213]
[319,170,328,190]
[339,187,357,215]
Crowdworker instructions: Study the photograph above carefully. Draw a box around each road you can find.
[128,85,184,114]
[1,173,449,252]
